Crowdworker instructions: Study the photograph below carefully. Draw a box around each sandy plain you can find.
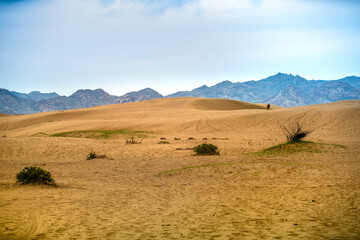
[0,97,359,239]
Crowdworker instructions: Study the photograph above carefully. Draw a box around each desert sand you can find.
[0,97,359,239]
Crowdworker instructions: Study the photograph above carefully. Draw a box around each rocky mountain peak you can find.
[214,80,233,88]
[115,88,163,104]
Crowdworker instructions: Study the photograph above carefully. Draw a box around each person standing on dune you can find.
[267,104,270,110]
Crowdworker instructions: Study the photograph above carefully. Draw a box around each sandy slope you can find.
[0,97,359,239]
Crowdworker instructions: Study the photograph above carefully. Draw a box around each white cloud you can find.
[199,0,252,11]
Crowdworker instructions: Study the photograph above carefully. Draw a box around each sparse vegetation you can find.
[16,166,56,186]
[125,136,142,144]
[252,141,346,156]
[194,143,220,155]
[158,141,170,144]
[34,132,47,136]
[256,141,319,156]
[158,163,233,176]
[51,129,150,139]
[176,147,194,150]
[279,121,313,142]
[86,151,107,160]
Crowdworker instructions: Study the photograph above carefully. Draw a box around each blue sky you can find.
[0,0,360,96]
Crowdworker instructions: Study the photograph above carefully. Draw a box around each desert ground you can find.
[0,97,359,239]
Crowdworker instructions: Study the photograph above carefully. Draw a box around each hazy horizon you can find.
[1,0,360,96]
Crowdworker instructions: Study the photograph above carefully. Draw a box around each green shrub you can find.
[194,143,220,155]
[86,151,107,160]
[158,141,170,144]
[16,167,56,186]
[87,151,97,160]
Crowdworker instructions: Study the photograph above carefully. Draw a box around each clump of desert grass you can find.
[86,151,107,160]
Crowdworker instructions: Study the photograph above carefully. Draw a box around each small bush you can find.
[16,166,56,186]
[87,151,97,160]
[279,121,313,142]
[86,151,107,160]
[158,141,170,144]
[194,143,220,155]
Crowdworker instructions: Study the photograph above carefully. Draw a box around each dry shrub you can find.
[125,136,142,144]
[278,120,313,142]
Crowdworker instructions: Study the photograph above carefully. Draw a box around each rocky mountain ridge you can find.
[1,73,359,114]
[168,73,360,106]
[0,88,163,114]
[11,91,60,101]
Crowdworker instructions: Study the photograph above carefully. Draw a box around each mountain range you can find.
[1,73,359,114]
[167,73,360,107]
[0,88,163,115]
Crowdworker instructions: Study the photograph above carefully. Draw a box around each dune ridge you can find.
[0,98,358,141]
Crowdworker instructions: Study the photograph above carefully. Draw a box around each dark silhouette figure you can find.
[266,104,270,110]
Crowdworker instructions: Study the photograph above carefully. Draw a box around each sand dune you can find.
[0,98,270,131]
[0,98,358,142]
[188,98,270,110]
[0,98,359,239]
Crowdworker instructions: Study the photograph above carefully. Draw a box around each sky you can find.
[0,0,360,96]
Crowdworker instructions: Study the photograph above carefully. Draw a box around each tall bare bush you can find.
[278,121,313,142]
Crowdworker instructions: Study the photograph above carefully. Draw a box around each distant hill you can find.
[0,88,164,114]
[1,73,359,114]
[0,89,38,114]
